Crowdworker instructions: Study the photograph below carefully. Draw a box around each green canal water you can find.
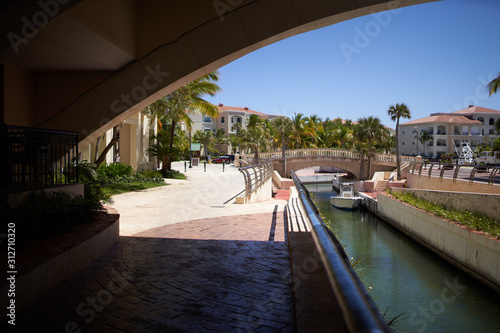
[305,183,500,333]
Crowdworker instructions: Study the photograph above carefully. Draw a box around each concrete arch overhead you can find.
[1,0,436,151]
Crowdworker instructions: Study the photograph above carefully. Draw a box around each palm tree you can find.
[387,103,411,180]
[242,114,271,163]
[331,126,354,149]
[214,128,227,155]
[143,71,221,170]
[272,117,293,175]
[194,130,214,161]
[147,129,182,175]
[290,113,316,148]
[355,116,385,179]
[487,72,500,96]
[418,130,433,157]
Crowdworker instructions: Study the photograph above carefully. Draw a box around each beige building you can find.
[81,112,157,170]
[399,106,500,158]
[182,104,284,155]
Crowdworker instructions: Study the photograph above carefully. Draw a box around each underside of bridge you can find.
[0,0,435,151]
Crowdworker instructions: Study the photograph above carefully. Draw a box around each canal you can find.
[305,183,500,333]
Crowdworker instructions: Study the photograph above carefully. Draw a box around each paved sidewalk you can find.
[12,209,294,332]
[10,162,339,332]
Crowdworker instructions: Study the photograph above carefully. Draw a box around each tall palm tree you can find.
[241,114,271,163]
[214,128,227,155]
[387,103,411,180]
[290,113,316,148]
[331,126,354,149]
[487,72,500,96]
[355,116,385,179]
[272,117,293,175]
[144,71,221,170]
[418,130,433,157]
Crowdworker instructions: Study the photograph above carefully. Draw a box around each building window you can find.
[221,116,225,123]
[437,140,446,147]
[203,117,212,123]
[489,118,495,125]
[477,117,484,123]
[437,126,446,135]
[471,127,479,135]
[454,126,460,135]
[462,126,469,135]
[489,129,495,135]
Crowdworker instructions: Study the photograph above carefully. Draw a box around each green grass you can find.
[389,190,500,238]
[102,181,167,196]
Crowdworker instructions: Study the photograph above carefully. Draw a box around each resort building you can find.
[399,105,500,158]
[182,104,284,155]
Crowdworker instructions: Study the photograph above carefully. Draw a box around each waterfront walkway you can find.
[10,162,340,332]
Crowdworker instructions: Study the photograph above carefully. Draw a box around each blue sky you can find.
[206,0,500,129]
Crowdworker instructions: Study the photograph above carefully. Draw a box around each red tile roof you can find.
[217,104,265,115]
[401,114,482,125]
[449,105,500,115]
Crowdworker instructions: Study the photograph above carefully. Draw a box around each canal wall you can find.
[374,193,500,293]
[389,188,500,222]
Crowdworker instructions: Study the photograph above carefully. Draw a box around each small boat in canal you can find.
[330,182,363,210]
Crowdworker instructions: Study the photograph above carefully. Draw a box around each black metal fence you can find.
[1,126,79,194]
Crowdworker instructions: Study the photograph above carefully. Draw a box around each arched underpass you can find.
[0,0,436,150]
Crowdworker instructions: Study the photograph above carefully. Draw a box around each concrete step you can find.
[374,180,388,191]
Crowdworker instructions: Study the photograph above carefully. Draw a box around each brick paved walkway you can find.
[11,207,296,332]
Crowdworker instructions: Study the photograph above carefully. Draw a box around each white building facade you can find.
[399,106,500,158]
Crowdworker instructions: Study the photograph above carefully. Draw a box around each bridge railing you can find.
[290,170,390,333]
[238,160,273,203]
[242,148,418,164]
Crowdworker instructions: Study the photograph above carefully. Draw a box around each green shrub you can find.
[6,191,105,241]
[97,163,134,183]
[389,190,500,237]
[161,169,186,179]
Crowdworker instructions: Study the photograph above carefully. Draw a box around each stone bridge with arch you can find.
[242,148,419,180]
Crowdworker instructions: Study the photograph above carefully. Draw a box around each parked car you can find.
[212,156,231,164]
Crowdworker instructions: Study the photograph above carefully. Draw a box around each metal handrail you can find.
[238,160,273,203]
[290,170,390,333]
[409,162,500,186]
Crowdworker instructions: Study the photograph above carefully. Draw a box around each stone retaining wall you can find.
[376,193,500,293]
[390,188,500,222]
